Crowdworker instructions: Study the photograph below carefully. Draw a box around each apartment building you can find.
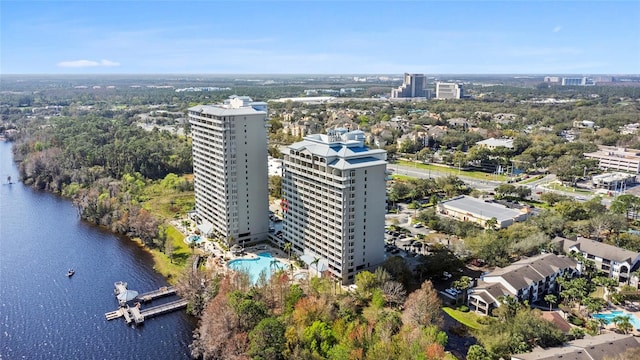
[281,128,387,284]
[468,254,579,315]
[391,73,427,98]
[435,82,463,99]
[553,236,640,283]
[584,145,640,174]
[188,96,269,246]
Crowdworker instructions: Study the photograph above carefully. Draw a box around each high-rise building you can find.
[188,96,269,246]
[391,73,427,98]
[281,128,387,284]
[435,82,463,99]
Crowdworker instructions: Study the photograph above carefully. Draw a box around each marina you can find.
[107,282,188,325]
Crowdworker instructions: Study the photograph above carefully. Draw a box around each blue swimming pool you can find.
[592,310,640,329]
[186,235,205,245]
[228,252,285,283]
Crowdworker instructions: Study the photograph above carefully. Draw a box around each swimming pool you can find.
[592,310,640,329]
[185,235,205,245]
[228,252,285,284]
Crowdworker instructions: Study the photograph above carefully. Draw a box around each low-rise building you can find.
[584,145,640,174]
[553,236,640,282]
[435,82,463,99]
[468,253,579,315]
[475,137,515,150]
[511,333,640,360]
[436,196,531,229]
[591,172,636,190]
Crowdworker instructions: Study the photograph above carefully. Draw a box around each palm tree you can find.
[613,315,633,334]
[283,242,292,262]
[544,294,557,311]
[310,257,320,276]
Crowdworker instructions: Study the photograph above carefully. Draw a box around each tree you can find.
[466,345,493,360]
[401,280,442,327]
[248,317,286,360]
[544,294,557,311]
[485,217,498,230]
[613,315,633,334]
[268,175,282,199]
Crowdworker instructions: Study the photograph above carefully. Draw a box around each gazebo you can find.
[230,244,244,256]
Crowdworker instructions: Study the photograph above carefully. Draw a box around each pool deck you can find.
[593,302,640,335]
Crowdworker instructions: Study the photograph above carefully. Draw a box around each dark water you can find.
[0,141,194,359]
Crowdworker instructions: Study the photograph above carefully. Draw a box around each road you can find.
[390,163,502,192]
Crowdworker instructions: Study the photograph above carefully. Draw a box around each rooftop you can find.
[438,196,525,222]
[553,236,640,264]
[512,333,640,360]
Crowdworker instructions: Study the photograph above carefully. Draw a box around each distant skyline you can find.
[1,1,639,75]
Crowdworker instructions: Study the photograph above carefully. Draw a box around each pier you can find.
[137,286,177,302]
[105,281,187,326]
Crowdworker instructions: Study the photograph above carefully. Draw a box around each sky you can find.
[1,1,639,75]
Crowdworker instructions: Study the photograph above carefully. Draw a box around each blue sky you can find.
[1,1,639,74]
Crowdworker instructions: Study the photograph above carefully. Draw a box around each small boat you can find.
[66,269,75,277]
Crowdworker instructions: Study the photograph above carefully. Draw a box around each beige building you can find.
[468,253,578,315]
[281,129,387,284]
[436,196,530,229]
[188,96,269,246]
[435,82,463,99]
[584,145,640,174]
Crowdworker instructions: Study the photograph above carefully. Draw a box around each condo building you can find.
[391,73,428,98]
[188,96,269,246]
[281,129,387,284]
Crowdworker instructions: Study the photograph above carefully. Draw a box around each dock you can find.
[137,286,177,303]
[105,281,187,326]
[140,299,189,319]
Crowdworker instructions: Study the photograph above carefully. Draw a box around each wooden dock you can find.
[140,299,189,319]
[137,286,177,303]
[106,282,187,326]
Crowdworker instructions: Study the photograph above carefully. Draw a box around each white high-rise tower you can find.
[281,129,387,284]
[188,96,269,246]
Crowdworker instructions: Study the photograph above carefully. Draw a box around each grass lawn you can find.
[442,306,486,330]
[149,225,194,283]
[518,175,545,184]
[590,286,605,299]
[546,183,592,194]
[394,160,508,181]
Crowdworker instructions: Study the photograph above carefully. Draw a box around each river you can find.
[0,141,195,359]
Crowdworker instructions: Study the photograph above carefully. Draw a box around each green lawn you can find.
[546,183,592,194]
[149,225,194,283]
[517,175,545,184]
[394,160,508,181]
[442,306,486,330]
[590,286,605,299]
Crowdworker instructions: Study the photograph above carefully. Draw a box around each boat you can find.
[66,269,75,277]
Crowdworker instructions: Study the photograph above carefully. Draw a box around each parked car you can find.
[413,223,423,228]
[444,288,458,296]
[442,271,452,279]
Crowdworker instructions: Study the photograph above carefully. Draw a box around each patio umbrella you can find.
[116,289,139,303]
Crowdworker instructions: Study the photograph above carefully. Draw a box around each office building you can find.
[561,77,595,86]
[281,128,387,284]
[391,73,427,98]
[188,96,269,246]
[584,145,640,174]
[435,82,463,99]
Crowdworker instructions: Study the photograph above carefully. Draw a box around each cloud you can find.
[553,26,562,33]
[57,59,120,68]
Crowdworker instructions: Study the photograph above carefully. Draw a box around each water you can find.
[0,141,195,359]
[592,310,640,329]
[228,252,284,284]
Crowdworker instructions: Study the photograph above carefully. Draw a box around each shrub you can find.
[457,305,470,312]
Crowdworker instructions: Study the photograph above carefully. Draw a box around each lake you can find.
[0,140,195,359]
